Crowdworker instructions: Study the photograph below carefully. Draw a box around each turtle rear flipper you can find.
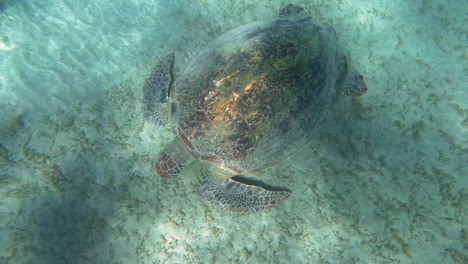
[343,69,368,96]
[143,53,174,126]
[200,168,291,213]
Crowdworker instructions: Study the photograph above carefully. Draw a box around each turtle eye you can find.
[171,103,178,115]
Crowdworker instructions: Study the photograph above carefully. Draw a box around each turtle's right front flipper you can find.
[200,167,291,213]
[143,53,174,126]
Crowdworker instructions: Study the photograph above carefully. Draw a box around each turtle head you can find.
[343,70,368,96]
[279,4,307,19]
[337,53,368,96]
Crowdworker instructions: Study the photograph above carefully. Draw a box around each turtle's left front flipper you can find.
[143,53,174,126]
[200,167,291,213]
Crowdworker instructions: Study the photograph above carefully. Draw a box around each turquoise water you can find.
[0,0,466,263]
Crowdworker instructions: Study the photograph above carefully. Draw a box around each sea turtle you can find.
[143,4,367,213]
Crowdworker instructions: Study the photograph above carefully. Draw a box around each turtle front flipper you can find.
[143,53,174,126]
[200,167,291,213]
[343,69,368,96]
[156,137,192,179]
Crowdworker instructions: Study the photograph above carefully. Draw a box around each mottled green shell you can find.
[172,17,339,174]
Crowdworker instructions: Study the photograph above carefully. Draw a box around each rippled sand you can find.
[0,1,466,263]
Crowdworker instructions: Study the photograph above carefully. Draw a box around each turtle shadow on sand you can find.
[4,157,109,263]
[143,4,368,213]
[15,159,107,263]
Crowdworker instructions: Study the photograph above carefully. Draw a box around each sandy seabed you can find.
[0,0,466,263]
